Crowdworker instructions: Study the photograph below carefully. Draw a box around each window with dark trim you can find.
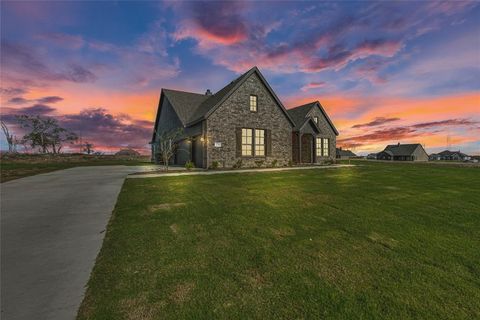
[314,116,318,124]
[316,137,322,156]
[255,129,265,156]
[242,128,253,156]
[322,138,329,156]
[241,128,266,157]
[249,95,257,112]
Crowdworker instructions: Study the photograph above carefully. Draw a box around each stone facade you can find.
[308,107,336,162]
[205,73,293,168]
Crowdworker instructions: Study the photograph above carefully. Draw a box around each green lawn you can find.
[0,155,151,182]
[78,162,480,319]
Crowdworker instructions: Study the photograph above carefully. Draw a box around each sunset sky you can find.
[1,1,479,155]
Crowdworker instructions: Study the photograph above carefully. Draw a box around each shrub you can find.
[255,160,264,168]
[210,161,219,169]
[270,159,278,168]
[185,161,195,170]
[287,160,293,167]
[232,159,243,169]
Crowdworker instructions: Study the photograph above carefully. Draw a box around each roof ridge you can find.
[163,88,204,96]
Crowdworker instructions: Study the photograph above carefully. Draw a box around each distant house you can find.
[429,150,471,161]
[377,143,428,161]
[366,153,378,160]
[336,147,356,159]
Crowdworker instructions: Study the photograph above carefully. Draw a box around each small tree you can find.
[1,120,17,153]
[155,128,183,171]
[83,142,94,155]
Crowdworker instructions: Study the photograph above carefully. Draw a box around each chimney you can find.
[205,89,212,96]
[397,142,400,146]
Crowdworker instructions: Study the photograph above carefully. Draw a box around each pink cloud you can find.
[301,82,326,92]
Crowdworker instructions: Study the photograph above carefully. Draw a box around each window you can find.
[322,138,329,156]
[314,116,318,124]
[249,95,257,112]
[255,129,265,156]
[316,137,322,156]
[242,128,253,156]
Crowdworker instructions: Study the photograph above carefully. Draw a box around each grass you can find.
[0,154,151,182]
[78,161,480,319]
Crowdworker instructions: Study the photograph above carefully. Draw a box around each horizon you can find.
[1,1,479,155]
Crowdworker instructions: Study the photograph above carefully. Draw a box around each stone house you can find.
[151,66,338,168]
[377,143,428,161]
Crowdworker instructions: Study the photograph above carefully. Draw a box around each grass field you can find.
[78,162,480,319]
[0,154,151,182]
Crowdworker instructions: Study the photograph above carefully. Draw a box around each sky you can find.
[1,1,479,155]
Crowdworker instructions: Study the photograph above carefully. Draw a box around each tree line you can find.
[1,115,95,154]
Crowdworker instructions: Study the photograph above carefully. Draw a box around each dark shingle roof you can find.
[287,101,339,135]
[384,143,422,156]
[187,68,252,125]
[162,89,209,125]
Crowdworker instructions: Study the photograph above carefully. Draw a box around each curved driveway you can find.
[1,165,157,320]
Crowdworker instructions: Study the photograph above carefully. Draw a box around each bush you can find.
[185,161,195,170]
[288,160,293,167]
[210,161,219,169]
[232,159,243,169]
[255,160,264,168]
[270,159,278,168]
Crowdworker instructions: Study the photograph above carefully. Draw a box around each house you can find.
[377,143,428,161]
[429,150,471,161]
[287,101,338,163]
[336,147,356,159]
[366,153,378,160]
[151,66,300,168]
[151,66,339,168]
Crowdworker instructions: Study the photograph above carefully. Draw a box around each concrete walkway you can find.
[128,164,355,179]
[1,165,158,320]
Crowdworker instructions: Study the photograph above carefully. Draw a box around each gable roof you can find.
[152,67,295,139]
[336,148,356,157]
[287,101,339,135]
[383,143,424,156]
[186,66,295,126]
[437,150,468,157]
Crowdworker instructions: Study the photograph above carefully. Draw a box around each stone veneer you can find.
[308,106,337,162]
[205,73,293,168]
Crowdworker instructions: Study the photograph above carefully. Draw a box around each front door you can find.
[301,134,313,163]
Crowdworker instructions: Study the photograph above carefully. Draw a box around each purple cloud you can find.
[8,97,30,105]
[352,117,401,128]
[36,96,64,104]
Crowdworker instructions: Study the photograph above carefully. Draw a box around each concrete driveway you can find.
[1,165,157,320]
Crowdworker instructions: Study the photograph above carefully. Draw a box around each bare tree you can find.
[155,128,183,171]
[83,142,94,155]
[1,120,17,153]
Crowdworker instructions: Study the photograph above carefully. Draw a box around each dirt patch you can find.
[270,226,296,240]
[169,224,179,234]
[170,282,195,304]
[120,294,165,320]
[367,232,398,249]
[245,269,266,289]
[148,203,186,212]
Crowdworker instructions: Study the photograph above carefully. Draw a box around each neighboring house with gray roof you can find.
[336,148,357,159]
[429,150,471,161]
[377,143,428,161]
[151,66,338,168]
